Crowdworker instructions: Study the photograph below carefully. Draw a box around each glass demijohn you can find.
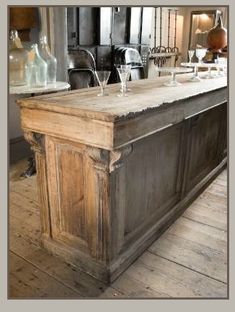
[9,30,28,86]
[27,44,48,88]
[39,35,57,84]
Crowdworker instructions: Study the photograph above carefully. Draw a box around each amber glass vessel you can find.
[207,16,227,52]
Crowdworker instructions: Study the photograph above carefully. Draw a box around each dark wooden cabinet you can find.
[112,7,129,45]
[67,6,152,76]
[78,7,99,45]
[117,123,185,250]
[67,8,78,47]
[184,103,227,193]
[10,7,38,41]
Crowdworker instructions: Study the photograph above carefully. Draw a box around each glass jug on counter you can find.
[9,30,28,86]
[27,44,48,88]
[39,35,57,84]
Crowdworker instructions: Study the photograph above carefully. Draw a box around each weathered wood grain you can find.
[9,252,81,299]
[149,218,227,283]
[9,203,117,298]
[17,75,227,121]
[182,202,227,231]
[17,74,227,284]
[10,179,38,203]
[111,273,170,298]
[9,163,227,298]
[125,251,227,298]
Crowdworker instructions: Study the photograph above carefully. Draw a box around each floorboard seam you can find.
[147,250,227,285]
[181,215,227,232]
[113,272,171,298]
[10,250,85,297]
[10,189,39,205]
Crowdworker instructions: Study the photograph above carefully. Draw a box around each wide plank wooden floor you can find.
[9,159,228,299]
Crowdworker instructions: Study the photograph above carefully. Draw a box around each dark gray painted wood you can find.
[10,137,32,164]
[183,103,226,193]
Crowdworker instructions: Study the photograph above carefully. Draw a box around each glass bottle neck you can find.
[10,30,23,49]
[10,30,18,40]
[32,44,41,58]
[40,43,51,54]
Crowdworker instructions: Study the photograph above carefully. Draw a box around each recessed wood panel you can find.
[46,137,88,249]
[185,104,224,193]
[57,145,86,239]
[124,124,183,237]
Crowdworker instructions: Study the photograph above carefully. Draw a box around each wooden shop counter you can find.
[18,73,227,283]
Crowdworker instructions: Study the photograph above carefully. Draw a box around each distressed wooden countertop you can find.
[18,73,227,150]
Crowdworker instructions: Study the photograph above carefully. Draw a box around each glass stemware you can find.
[117,66,131,97]
[95,70,111,96]
[190,64,201,82]
[155,67,193,87]
[164,72,181,87]
[188,50,194,64]
[215,57,227,77]
[203,64,216,79]
[119,64,132,92]
[195,48,207,63]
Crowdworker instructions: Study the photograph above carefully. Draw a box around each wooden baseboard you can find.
[10,136,32,164]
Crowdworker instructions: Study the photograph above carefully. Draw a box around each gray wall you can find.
[9,7,68,163]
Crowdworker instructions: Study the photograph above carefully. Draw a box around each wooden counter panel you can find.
[110,122,185,258]
[19,76,227,284]
[21,107,114,150]
[113,88,227,149]
[18,75,227,123]
[183,103,226,194]
[45,136,111,262]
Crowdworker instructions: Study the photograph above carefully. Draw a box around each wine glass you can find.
[95,70,111,96]
[120,64,132,91]
[164,71,181,87]
[195,48,207,63]
[116,66,131,97]
[216,57,227,77]
[155,67,192,87]
[203,64,215,79]
[188,50,194,64]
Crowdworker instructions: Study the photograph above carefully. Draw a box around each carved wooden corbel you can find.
[109,144,133,172]
[23,130,45,154]
[86,146,109,171]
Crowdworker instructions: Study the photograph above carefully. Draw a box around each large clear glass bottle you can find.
[39,35,57,84]
[27,44,48,88]
[9,30,28,86]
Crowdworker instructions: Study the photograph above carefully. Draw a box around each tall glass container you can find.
[9,30,28,86]
[27,44,48,88]
[39,35,57,84]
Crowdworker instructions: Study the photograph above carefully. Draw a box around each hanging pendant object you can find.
[207,16,227,52]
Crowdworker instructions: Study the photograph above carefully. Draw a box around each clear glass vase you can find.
[27,44,48,88]
[9,30,28,86]
[39,35,57,84]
